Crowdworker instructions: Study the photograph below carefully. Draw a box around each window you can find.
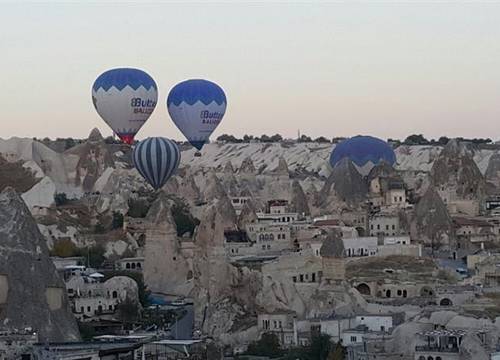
[377,224,380,230]
[293,276,297,283]
[278,321,282,328]
[267,244,271,250]
[350,336,357,342]
[392,225,395,230]
[273,320,277,328]
[386,225,389,230]
[312,273,316,282]
[112,291,118,299]
[262,245,265,250]
[87,306,91,312]
[300,274,304,282]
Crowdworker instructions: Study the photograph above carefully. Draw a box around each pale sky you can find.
[1,1,500,141]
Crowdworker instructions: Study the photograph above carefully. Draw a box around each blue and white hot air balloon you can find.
[330,135,396,170]
[132,137,180,190]
[167,79,227,154]
[92,68,158,145]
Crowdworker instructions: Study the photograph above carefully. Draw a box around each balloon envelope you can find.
[132,137,180,190]
[92,68,157,145]
[167,79,227,151]
[330,135,396,168]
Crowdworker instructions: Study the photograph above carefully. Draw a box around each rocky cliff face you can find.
[412,186,455,248]
[290,180,310,215]
[238,200,258,229]
[143,193,192,296]
[485,152,500,187]
[0,188,80,341]
[318,158,368,210]
[430,139,486,200]
[66,128,115,192]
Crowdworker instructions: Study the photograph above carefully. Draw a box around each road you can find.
[171,305,194,340]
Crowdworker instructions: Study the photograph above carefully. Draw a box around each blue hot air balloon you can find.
[92,68,158,145]
[132,137,180,190]
[167,79,227,153]
[330,135,396,169]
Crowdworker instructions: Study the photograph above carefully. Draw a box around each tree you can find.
[269,134,283,142]
[50,239,78,257]
[299,134,312,143]
[309,333,334,360]
[54,192,69,206]
[111,211,124,230]
[403,134,429,145]
[171,200,200,237]
[437,136,450,146]
[243,134,254,142]
[64,138,76,150]
[246,332,283,358]
[327,342,346,360]
[127,198,151,218]
[314,136,330,143]
[260,134,272,143]
[117,298,140,323]
[216,134,242,143]
[74,244,106,268]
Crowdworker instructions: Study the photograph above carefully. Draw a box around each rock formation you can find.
[66,128,114,192]
[412,186,455,248]
[430,139,486,200]
[238,156,257,174]
[0,187,80,341]
[238,199,258,229]
[290,180,310,215]
[143,193,192,296]
[318,158,368,209]
[485,152,500,187]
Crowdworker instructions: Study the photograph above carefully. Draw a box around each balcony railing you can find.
[415,345,459,353]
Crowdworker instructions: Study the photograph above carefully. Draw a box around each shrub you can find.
[127,198,151,218]
[111,212,124,229]
[171,200,200,237]
[246,332,283,358]
[54,193,69,206]
[50,239,77,257]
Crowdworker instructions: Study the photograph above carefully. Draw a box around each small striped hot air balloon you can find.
[132,137,180,190]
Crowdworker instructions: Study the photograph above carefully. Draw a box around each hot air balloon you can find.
[330,135,396,170]
[132,137,180,190]
[92,68,158,145]
[167,79,227,155]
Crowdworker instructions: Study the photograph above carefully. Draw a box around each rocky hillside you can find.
[0,188,80,341]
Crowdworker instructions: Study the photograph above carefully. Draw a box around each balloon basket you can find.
[194,151,202,157]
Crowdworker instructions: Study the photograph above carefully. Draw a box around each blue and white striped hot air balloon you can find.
[132,137,180,190]
[92,68,158,145]
[167,79,227,154]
